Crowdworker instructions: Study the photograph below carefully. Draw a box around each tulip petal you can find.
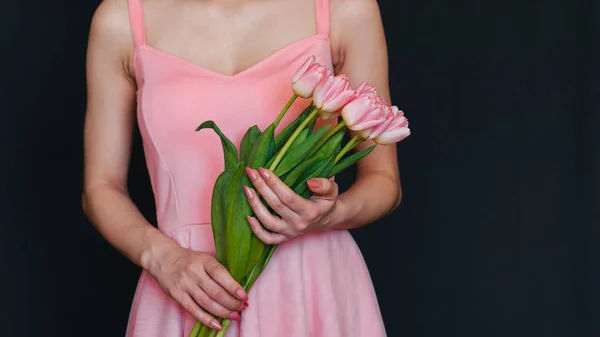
[350,118,386,132]
[374,127,411,144]
[292,55,315,83]
[321,90,356,113]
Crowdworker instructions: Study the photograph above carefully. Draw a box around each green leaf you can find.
[240,176,266,279]
[220,162,262,282]
[242,243,274,291]
[305,112,318,134]
[282,156,329,188]
[210,169,234,265]
[248,124,276,169]
[266,127,308,169]
[274,103,314,150]
[309,127,346,161]
[196,121,239,170]
[292,156,336,198]
[240,125,261,164]
[274,119,299,151]
[329,145,376,177]
[273,125,330,177]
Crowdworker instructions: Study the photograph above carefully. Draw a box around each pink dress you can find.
[125,0,387,336]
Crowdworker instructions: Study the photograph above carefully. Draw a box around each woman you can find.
[82,0,401,335]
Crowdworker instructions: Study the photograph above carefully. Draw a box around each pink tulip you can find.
[291,56,329,98]
[341,96,387,138]
[368,105,397,139]
[373,108,411,144]
[313,74,356,119]
[355,82,378,98]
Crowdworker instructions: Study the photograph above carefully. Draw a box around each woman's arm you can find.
[326,0,402,229]
[82,0,245,329]
[82,0,174,273]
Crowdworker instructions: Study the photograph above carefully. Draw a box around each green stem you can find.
[198,323,213,337]
[189,321,202,337]
[268,107,319,171]
[335,135,364,164]
[273,94,298,129]
[214,320,233,337]
[305,121,347,159]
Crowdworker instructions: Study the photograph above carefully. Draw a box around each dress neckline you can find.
[136,34,330,80]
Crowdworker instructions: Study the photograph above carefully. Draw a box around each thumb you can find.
[307,178,337,198]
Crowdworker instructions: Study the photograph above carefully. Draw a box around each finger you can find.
[186,281,238,320]
[256,167,311,214]
[247,216,287,245]
[245,167,298,219]
[203,258,249,302]
[307,178,338,200]
[243,186,288,233]
[196,272,245,312]
[175,292,223,330]
[189,283,243,321]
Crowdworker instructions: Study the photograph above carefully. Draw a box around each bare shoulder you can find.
[329,0,382,28]
[328,0,387,76]
[88,0,135,65]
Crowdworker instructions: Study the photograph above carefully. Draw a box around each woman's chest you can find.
[139,0,320,77]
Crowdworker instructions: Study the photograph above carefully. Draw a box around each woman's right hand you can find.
[147,246,248,329]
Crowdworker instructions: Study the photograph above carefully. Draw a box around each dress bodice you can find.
[128,0,334,233]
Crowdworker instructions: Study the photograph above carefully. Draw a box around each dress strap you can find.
[127,0,147,47]
[315,0,330,36]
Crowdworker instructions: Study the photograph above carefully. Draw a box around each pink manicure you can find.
[307,179,321,188]
[210,321,222,330]
[258,167,270,179]
[245,167,257,180]
[243,186,254,199]
[230,312,241,321]
[246,215,255,227]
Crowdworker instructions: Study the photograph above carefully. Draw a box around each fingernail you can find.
[258,167,270,179]
[246,215,256,228]
[243,186,254,199]
[245,167,257,181]
[236,288,248,301]
[230,312,241,321]
[211,321,222,330]
[307,179,321,188]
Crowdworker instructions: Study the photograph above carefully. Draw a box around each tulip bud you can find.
[340,96,387,138]
[355,81,378,98]
[368,105,396,139]
[291,56,329,98]
[313,74,356,119]
[373,109,411,144]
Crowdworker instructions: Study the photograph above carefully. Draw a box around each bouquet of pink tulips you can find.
[190,56,410,337]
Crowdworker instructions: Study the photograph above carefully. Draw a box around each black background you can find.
[1,0,598,336]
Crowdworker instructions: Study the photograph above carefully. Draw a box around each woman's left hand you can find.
[243,167,339,244]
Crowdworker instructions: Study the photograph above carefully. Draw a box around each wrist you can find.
[139,228,180,274]
[325,194,361,231]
